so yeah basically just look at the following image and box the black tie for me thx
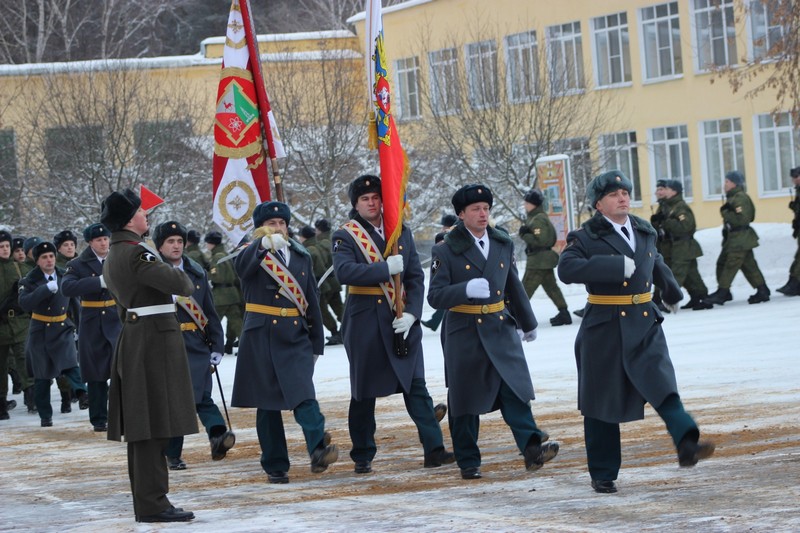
[621,227,630,239]
[478,240,484,249]
[48,275,53,281]
[278,249,287,263]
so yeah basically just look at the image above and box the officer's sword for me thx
[212,365,232,430]
[317,265,335,288]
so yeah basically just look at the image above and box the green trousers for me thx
[716,248,765,289]
[522,268,567,309]
[668,258,709,297]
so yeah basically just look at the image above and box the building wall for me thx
[350,0,798,228]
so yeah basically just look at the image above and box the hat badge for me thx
[170,223,176,228]
[365,180,370,186]
[273,206,278,211]
[478,188,483,193]
[615,176,621,181]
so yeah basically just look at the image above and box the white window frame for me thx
[698,118,745,199]
[648,124,693,199]
[427,47,461,116]
[598,131,642,204]
[690,0,738,72]
[747,0,788,61]
[394,56,421,121]
[638,1,683,83]
[546,21,585,96]
[753,112,800,196]
[591,12,632,88]
[504,30,539,104]
[464,40,499,109]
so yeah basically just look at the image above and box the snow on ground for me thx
[1,223,798,532]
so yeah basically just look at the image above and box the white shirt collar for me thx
[470,231,489,258]
[603,215,635,252]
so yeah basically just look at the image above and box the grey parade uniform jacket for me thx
[18,266,80,379]
[332,215,425,401]
[176,256,224,404]
[62,247,122,382]
[427,223,537,418]
[557,213,683,423]
[103,230,198,443]
[231,238,324,410]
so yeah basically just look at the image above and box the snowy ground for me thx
[1,223,799,532]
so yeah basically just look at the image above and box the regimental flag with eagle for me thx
[366,0,410,257]
[213,0,285,245]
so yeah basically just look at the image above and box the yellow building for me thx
[349,0,799,228]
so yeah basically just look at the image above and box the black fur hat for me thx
[452,184,493,214]
[154,220,188,250]
[83,223,111,242]
[100,189,141,232]
[253,201,291,228]
[348,175,382,206]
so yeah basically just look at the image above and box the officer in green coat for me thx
[707,171,770,305]
[0,231,35,419]
[101,188,197,523]
[777,167,800,296]
[315,219,344,345]
[205,231,243,354]
[519,189,571,326]
[652,180,713,310]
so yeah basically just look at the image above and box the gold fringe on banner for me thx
[368,114,378,150]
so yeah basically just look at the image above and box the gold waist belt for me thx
[587,293,652,305]
[81,299,116,308]
[449,301,505,314]
[347,286,384,296]
[245,302,300,317]
[180,322,198,331]
[31,313,68,323]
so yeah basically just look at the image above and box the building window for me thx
[547,21,585,94]
[592,12,632,87]
[504,30,539,103]
[428,47,461,115]
[394,56,421,120]
[692,0,738,70]
[554,137,592,187]
[45,125,104,178]
[465,40,499,108]
[755,112,800,194]
[0,129,17,188]
[599,131,642,202]
[639,2,683,81]
[700,118,745,198]
[749,0,788,60]
[649,125,692,197]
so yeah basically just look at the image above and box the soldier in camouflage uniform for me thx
[185,229,211,271]
[707,171,770,305]
[519,189,571,326]
[650,180,713,310]
[314,219,344,345]
[649,179,672,313]
[0,231,35,419]
[777,167,800,296]
[205,231,243,354]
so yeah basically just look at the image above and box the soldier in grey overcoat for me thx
[100,188,197,523]
[332,175,453,475]
[18,241,87,426]
[428,184,559,480]
[62,223,121,431]
[154,221,235,471]
[231,201,338,484]
[558,170,715,494]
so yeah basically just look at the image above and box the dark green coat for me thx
[0,257,31,345]
[790,185,800,239]
[721,186,759,251]
[520,206,559,269]
[104,230,198,443]
[304,234,341,294]
[209,246,242,307]
[185,242,211,271]
[558,214,682,423]
[660,194,703,261]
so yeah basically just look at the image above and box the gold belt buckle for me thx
[480,304,489,314]
[280,308,288,317]
[631,294,641,304]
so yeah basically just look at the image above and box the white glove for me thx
[465,278,490,299]
[665,302,679,314]
[261,233,289,251]
[623,257,636,279]
[392,312,416,339]
[46,279,58,293]
[313,354,321,365]
[210,352,223,365]
[522,329,537,342]
[99,275,107,289]
[386,254,404,275]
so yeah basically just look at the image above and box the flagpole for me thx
[239,0,285,202]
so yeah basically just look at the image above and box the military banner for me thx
[365,0,410,257]
[212,0,283,245]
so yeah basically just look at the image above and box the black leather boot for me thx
[747,284,770,304]
[60,390,72,413]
